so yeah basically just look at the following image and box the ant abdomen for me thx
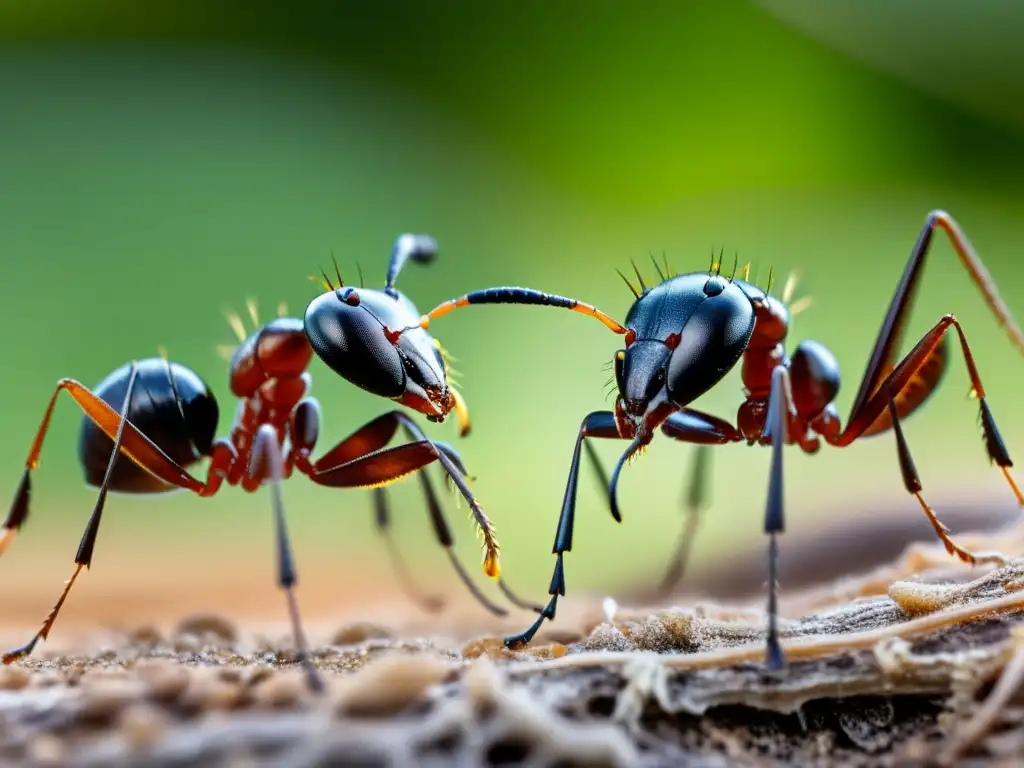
[78,359,219,493]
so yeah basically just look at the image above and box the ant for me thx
[0,234,534,690]
[402,210,1024,668]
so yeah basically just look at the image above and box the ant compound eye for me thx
[304,291,405,398]
[625,328,637,347]
[338,287,360,307]
[703,276,726,296]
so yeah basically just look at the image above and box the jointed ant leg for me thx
[1,372,217,562]
[504,411,621,649]
[835,314,1022,564]
[305,411,504,600]
[762,365,793,670]
[372,488,445,613]
[249,425,323,692]
[3,363,140,664]
[656,444,712,598]
[848,209,1024,426]
[886,397,1005,567]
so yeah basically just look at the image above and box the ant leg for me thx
[423,438,541,613]
[1,374,213,559]
[2,363,140,664]
[886,396,1006,567]
[656,445,711,599]
[654,409,742,597]
[762,366,793,670]
[249,425,323,692]
[304,412,503,592]
[504,411,621,649]
[372,488,446,613]
[834,315,1022,562]
[847,210,1024,428]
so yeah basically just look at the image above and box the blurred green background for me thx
[2,0,1024,610]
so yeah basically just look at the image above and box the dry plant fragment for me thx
[939,625,1024,765]
[333,651,450,717]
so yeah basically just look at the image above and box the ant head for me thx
[303,286,453,420]
[615,273,755,431]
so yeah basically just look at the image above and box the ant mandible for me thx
[0,234,534,690]
[403,210,1024,668]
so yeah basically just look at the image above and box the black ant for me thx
[403,210,1024,667]
[0,234,534,690]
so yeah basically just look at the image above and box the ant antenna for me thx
[649,252,666,282]
[728,251,739,283]
[766,266,776,296]
[631,259,648,292]
[356,262,365,288]
[716,247,724,277]
[616,268,640,299]
[662,250,672,279]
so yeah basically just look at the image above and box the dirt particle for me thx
[118,702,170,751]
[251,671,306,709]
[335,652,449,717]
[81,677,145,725]
[26,734,66,766]
[526,642,568,659]
[175,613,238,643]
[180,672,247,714]
[136,659,191,704]
[331,621,393,645]
[463,636,515,660]
[890,580,957,616]
[129,624,164,646]
[0,664,30,690]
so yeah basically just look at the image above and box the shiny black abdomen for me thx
[77,359,219,493]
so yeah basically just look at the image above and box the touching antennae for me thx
[416,287,627,335]
[616,268,640,299]
[385,234,438,298]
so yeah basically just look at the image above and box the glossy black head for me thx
[78,358,219,493]
[615,273,755,431]
[303,286,453,419]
